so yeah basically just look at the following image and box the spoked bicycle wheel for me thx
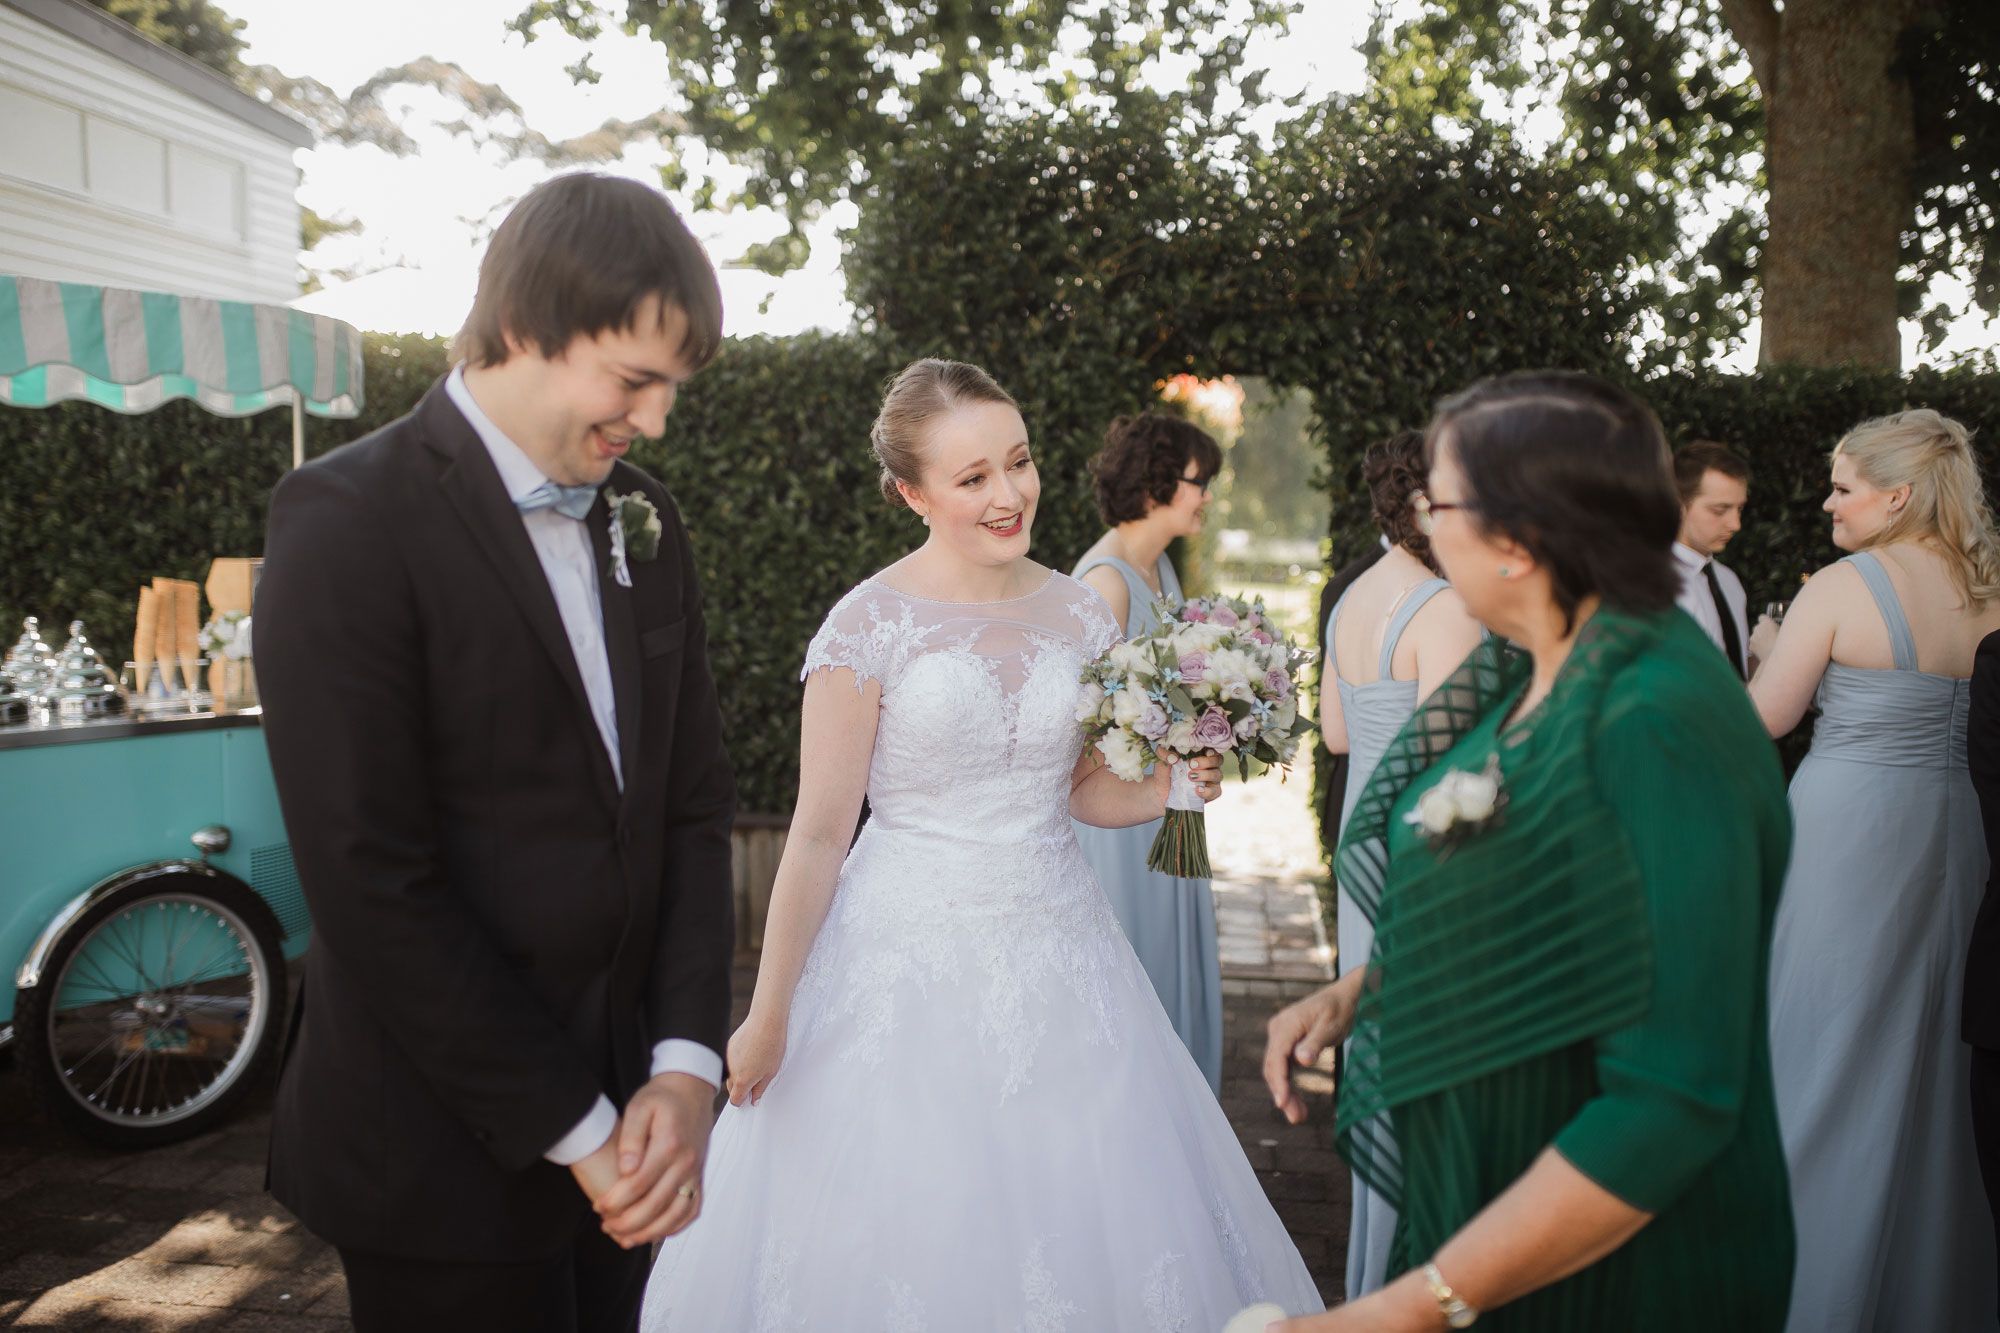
[16,873,286,1147]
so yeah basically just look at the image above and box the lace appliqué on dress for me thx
[883,1279,929,1333]
[801,586,933,691]
[787,576,1130,1103]
[1211,1193,1267,1305]
[1143,1252,1191,1333]
[752,1238,805,1333]
[1017,1240,1082,1333]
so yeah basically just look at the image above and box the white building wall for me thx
[0,4,302,304]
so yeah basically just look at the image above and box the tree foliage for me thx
[510,0,1296,271]
[82,0,247,81]
[1368,0,1998,367]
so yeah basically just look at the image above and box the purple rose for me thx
[1191,706,1236,751]
[1264,668,1291,697]
[1182,605,1208,623]
[1177,651,1207,683]
[1136,701,1170,740]
[1211,605,1239,629]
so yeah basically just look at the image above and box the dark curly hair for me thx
[1088,413,1223,526]
[1365,429,1436,570]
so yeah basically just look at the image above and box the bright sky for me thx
[238,1,1375,341]
[240,1,1991,368]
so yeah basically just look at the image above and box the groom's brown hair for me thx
[453,172,723,371]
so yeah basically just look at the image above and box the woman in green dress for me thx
[1261,371,1794,1330]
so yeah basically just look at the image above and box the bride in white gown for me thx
[640,359,1321,1330]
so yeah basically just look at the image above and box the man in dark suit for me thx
[1967,629,2000,1301]
[255,173,737,1332]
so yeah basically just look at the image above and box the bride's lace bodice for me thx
[802,571,1121,841]
[793,571,1128,1096]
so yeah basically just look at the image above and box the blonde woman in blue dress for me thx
[1072,412,1227,1094]
[1748,408,2000,1332]
[1316,428,1483,1300]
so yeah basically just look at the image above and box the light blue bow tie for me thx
[515,480,600,520]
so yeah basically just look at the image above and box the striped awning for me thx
[0,274,364,418]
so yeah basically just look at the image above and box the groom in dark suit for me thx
[255,173,736,1332]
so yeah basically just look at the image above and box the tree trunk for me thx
[1758,0,1924,369]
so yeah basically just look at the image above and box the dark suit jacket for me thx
[255,380,737,1261]
[1967,630,2000,1050]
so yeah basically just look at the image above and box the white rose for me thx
[1109,641,1157,680]
[1186,622,1231,650]
[1112,686,1145,727]
[1075,682,1105,722]
[1164,717,1197,754]
[1097,729,1147,782]
[1414,787,1459,836]
[1449,768,1501,823]
[1220,676,1256,703]
[1270,697,1298,733]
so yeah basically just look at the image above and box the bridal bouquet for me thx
[1077,593,1313,877]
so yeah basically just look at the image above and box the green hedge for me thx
[0,333,445,687]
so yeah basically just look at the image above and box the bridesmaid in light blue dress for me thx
[1319,429,1483,1300]
[1073,412,1225,1093]
[1749,410,2000,1333]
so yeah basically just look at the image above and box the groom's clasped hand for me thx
[573,1072,718,1249]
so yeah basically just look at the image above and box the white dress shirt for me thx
[445,368,723,1165]
[1672,541,1751,673]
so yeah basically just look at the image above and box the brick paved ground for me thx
[0,767,1347,1326]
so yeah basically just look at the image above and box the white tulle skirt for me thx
[640,825,1322,1331]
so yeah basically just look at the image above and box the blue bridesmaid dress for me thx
[1072,551,1224,1096]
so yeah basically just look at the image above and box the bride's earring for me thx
[1498,567,1511,578]
[919,511,931,527]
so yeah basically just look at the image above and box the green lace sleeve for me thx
[1552,690,1768,1212]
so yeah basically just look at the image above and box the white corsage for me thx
[603,489,662,588]
[1404,754,1506,856]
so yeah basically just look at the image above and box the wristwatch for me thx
[1421,1262,1480,1329]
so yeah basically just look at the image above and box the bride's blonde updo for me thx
[871,359,1019,506]
[1833,408,2000,607]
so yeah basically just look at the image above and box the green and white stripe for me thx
[0,274,363,418]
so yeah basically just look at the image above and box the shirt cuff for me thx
[542,1094,617,1166]
[651,1038,724,1089]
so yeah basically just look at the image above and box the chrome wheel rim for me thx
[44,893,270,1127]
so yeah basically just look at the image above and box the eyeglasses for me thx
[1178,474,1213,494]
[1411,490,1472,537]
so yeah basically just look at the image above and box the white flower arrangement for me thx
[604,489,664,587]
[1404,754,1507,855]
[1077,592,1315,875]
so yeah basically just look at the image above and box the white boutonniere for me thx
[603,489,663,588]
[1403,754,1506,856]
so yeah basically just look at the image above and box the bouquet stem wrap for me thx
[1148,761,1211,878]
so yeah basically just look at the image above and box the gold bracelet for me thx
[1421,1261,1479,1329]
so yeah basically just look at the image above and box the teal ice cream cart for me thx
[0,273,364,1145]
[1,711,307,1146]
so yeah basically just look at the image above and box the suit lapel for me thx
[589,496,642,808]
[420,384,622,810]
